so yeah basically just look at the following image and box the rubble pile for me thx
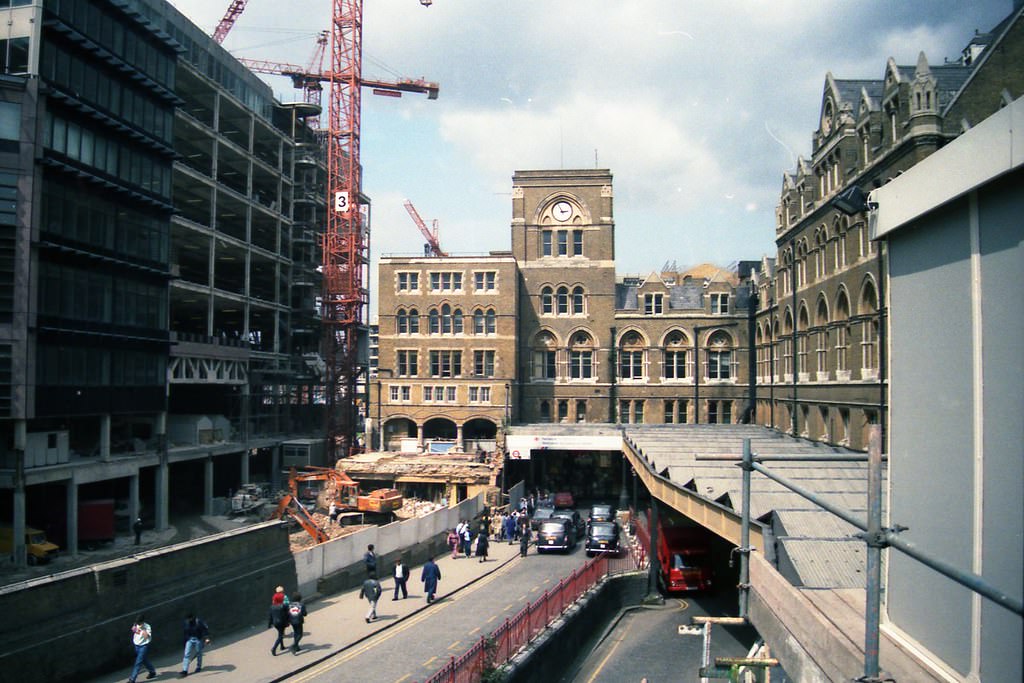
[394,497,445,520]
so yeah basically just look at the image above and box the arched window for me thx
[473,308,485,334]
[408,308,419,334]
[815,296,830,376]
[782,310,794,376]
[664,330,690,380]
[706,331,733,380]
[619,331,645,380]
[797,305,810,375]
[541,286,553,315]
[428,308,440,335]
[485,309,496,334]
[860,281,879,375]
[397,308,408,334]
[572,286,585,315]
[539,399,551,422]
[452,307,463,334]
[569,331,594,380]
[834,290,850,376]
[441,304,452,334]
[533,331,557,380]
[556,286,570,315]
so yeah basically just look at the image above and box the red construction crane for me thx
[212,0,248,44]
[403,200,447,257]
[212,1,437,461]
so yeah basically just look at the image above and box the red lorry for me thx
[636,512,715,593]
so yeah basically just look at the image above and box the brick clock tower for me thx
[511,170,617,424]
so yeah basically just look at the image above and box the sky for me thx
[171,0,1013,303]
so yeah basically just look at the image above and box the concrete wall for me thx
[0,522,294,683]
[0,494,486,683]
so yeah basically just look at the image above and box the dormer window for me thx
[644,293,663,315]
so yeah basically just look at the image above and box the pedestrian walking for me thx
[504,513,516,544]
[287,593,307,654]
[461,524,472,558]
[447,528,460,558]
[421,557,441,603]
[476,531,489,562]
[519,526,531,557]
[128,614,157,682]
[363,544,377,576]
[133,517,144,545]
[392,557,409,600]
[268,591,289,656]
[272,584,290,606]
[179,613,210,677]
[360,572,382,622]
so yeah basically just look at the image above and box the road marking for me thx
[393,676,411,683]
[468,627,480,635]
[448,640,461,650]
[486,615,497,623]
[504,603,514,611]
[585,621,633,683]
[422,656,437,667]
[290,558,522,680]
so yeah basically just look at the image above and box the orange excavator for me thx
[269,494,329,545]
[287,466,403,515]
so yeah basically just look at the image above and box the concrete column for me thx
[204,456,214,516]
[66,478,79,557]
[155,412,169,531]
[129,473,140,529]
[456,424,464,451]
[417,423,424,448]
[12,420,26,566]
[240,448,251,486]
[100,414,111,461]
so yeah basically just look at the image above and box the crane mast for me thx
[211,0,436,460]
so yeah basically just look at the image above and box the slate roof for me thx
[622,423,878,589]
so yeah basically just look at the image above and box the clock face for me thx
[552,201,573,222]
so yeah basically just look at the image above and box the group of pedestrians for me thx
[447,519,493,561]
[267,585,307,656]
[126,612,211,682]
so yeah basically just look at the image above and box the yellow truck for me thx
[0,525,60,565]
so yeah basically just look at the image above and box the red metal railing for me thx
[421,543,642,683]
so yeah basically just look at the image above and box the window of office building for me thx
[429,350,461,378]
[397,271,419,291]
[710,292,729,315]
[396,350,417,377]
[664,399,688,424]
[429,271,462,292]
[707,400,732,424]
[473,350,495,378]
[644,293,663,316]
[663,330,690,380]
[468,386,492,404]
[474,271,496,291]
[569,331,594,380]
[706,331,733,380]
[532,332,557,380]
[618,331,645,380]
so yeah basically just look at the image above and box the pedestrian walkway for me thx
[89,538,524,683]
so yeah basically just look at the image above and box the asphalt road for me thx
[561,591,761,683]
[290,536,589,682]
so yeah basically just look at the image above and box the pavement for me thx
[89,537,525,683]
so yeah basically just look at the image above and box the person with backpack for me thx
[360,571,382,623]
[287,593,307,654]
[267,591,289,656]
[179,613,210,677]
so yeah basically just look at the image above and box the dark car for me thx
[530,506,556,531]
[553,491,575,509]
[588,503,616,524]
[550,509,586,538]
[585,521,621,557]
[536,518,576,553]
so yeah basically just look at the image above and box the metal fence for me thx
[420,544,641,683]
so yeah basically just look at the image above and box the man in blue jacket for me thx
[421,557,442,603]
